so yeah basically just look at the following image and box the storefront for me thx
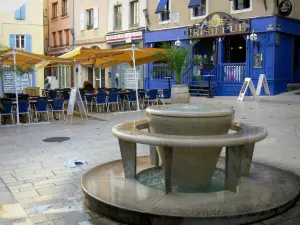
[145,12,300,96]
[105,30,145,89]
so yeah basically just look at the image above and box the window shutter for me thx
[20,4,26,20]
[93,7,99,29]
[10,34,16,48]
[25,34,32,52]
[80,10,85,30]
[15,7,21,20]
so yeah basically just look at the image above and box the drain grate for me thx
[42,137,71,143]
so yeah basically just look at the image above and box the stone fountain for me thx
[82,104,300,225]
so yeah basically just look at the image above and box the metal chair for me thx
[17,100,31,123]
[107,93,120,113]
[49,98,65,121]
[0,101,14,125]
[125,91,137,110]
[160,89,171,105]
[34,99,50,122]
[146,89,159,106]
[94,92,108,113]
[85,94,94,113]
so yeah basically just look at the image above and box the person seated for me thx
[82,81,94,92]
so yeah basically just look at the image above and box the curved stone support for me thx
[119,140,136,179]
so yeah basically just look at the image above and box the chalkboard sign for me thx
[67,88,87,121]
[238,78,257,101]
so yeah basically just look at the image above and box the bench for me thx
[112,120,268,194]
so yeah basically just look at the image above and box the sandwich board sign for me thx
[67,88,88,122]
[238,78,257,101]
[256,74,270,96]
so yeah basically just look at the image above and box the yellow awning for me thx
[0,48,73,70]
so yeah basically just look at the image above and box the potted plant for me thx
[86,23,93,30]
[157,41,199,103]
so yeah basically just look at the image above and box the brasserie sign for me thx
[187,12,250,38]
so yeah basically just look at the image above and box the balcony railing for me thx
[222,63,246,82]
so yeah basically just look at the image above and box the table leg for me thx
[207,76,214,98]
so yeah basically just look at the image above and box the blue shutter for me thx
[15,7,21,19]
[20,4,26,20]
[10,34,16,48]
[25,34,32,52]
[155,0,169,14]
[188,0,201,8]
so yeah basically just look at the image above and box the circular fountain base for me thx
[82,156,300,225]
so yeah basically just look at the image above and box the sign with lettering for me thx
[238,78,257,101]
[187,12,250,38]
[256,74,270,96]
[106,31,143,43]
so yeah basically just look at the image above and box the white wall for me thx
[108,0,146,33]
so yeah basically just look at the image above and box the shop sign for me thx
[278,0,292,17]
[187,12,250,38]
[106,31,143,43]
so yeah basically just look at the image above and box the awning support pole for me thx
[131,44,140,111]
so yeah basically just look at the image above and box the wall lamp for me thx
[249,29,260,52]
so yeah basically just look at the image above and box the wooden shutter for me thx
[94,7,99,29]
[9,34,16,48]
[80,10,85,31]
[25,34,32,52]
[20,4,26,20]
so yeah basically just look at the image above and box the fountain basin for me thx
[146,104,235,189]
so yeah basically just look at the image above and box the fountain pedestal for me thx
[146,105,234,189]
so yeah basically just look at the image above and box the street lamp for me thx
[175,37,181,47]
[249,29,260,52]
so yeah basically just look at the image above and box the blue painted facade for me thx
[144,15,300,96]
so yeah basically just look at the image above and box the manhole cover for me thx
[42,137,70,143]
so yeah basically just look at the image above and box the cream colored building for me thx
[0,0,45,95]
[74,0,109,88]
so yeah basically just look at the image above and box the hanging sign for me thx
[238,78,257,101]
[278,0,292,17]
[256,74,270,96]
[186,12,250,38]
[67,88,88,122]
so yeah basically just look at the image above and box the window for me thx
[15,35,25,49]
[130,1,139,26]
[160,0,170,22]
[65,29,70,46]
[224,36,246,63]
[52,32,57,47]
[86,9,94,29]
[192,0,206,17]
[58,31,63,47]
[62,0,68,16]
[114,5,122,29]
[52,2,58,19]
[233,0,250,10]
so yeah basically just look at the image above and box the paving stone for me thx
[282,204,300,219]
[280,217,300,224]
[0,189,17,204]
[35,221,55,225]
[28,213,48,224]
[13,190,40,200]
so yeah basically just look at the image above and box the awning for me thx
[0,48,73,70]
[188,0,201,8]
[155,0,169,14]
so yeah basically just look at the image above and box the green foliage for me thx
[156,41,199,84]
[86,23,93,30]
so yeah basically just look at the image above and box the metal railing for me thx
[222,63,246,82]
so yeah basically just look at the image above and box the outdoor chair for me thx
[125,91,137,111]
[146,89,159,106]
[0,101,14,125]
[49,98,65,121]
[84,93,94,113]
[34,99,50,122]
[160,89,171,105]
[94,92,108,113]
[17,100,31,123]
[107,93,120,113]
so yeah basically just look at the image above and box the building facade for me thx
[74,0,109,89]
[46,0,73,88]
[0,0,45,96]
[106,0,147,89]
[145,0,300,96]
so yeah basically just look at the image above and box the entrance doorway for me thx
[193,38,217,71]
[293,36,300,83]
[224,36,246,63]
